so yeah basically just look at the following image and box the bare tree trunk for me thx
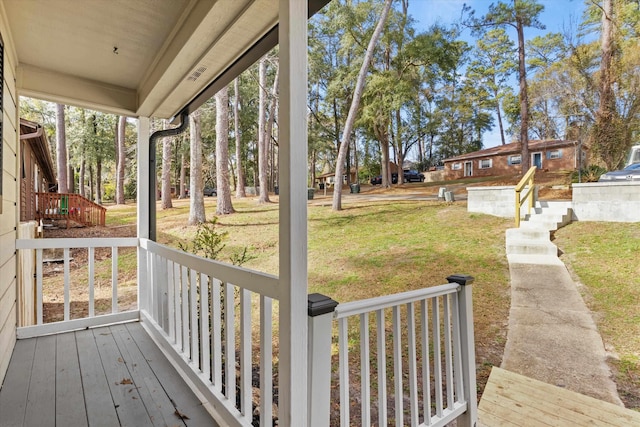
[79,156,86,198]
[517,18,530,172]
[161,120,173,209]
[67,164,74,193]
[265,63,279,191]
[234,77,246,198]
[88,165,94,201]
[56,104,68,193]
[215,87,235,215]
[116,116,126,204]
[188,111,206,225]
[95,158,102,204]
[180,151,187,199]
[258,58,271,203]
[332,0,393,210]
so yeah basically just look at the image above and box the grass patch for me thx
[554,222,640,409]
[114,197,512,393]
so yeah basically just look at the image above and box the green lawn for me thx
[554,222,640,408]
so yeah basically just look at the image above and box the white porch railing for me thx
[139,238,281,427]
[309,275,477,427]
[15,237,139,338]
[15,237,478,427]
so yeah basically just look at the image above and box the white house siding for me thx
[0,10,18,385]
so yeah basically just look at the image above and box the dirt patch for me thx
[42,223,137,323]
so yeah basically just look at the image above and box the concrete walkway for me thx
[502,203,622,405]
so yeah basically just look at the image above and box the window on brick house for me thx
[479,159,492,169]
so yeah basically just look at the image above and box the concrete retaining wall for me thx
[467,182,640,222]
[467,186,517,218]
[572,182,640,222]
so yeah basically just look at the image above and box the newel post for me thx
[447,274,478,427]
[307,293,338,427]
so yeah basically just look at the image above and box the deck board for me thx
[0,322,217,427]
[76,328,122,427]
[24,335,56,427]
[55,332,88,426]
[127,322,215,426]
[479,367,640,427]
[110,324,187,427]
[0,339,36,427]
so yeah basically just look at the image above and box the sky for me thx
[407,0,590,148]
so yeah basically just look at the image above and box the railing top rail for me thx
[36,192,107,213]
[334,282,460,319]
[141,238,281,299]
[16,237,138,249]
[515,166,537,192]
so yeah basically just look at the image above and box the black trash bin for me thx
[319,183,325,190]
[350,183,360,194]
[274,186,279,195]
[307,188,315,200]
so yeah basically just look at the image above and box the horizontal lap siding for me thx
[0,15,18,387]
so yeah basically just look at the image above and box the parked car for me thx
[598,163,640,182]
[370,175,382,185]
[403,169,425,182]
[203,187,217,196]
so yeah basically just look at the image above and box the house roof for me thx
[1,0,329,120]
[19,118,55,184]
[444,139,581,163]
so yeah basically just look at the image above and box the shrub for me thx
[570,165,608,183]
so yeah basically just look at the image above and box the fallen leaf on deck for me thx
[174,409,190,420]
[118,378,133,385]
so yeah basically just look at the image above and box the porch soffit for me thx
[2,0,289,119]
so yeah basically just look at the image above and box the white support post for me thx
[278,0,309,426]
[307,294,338,427]
[137,117,150,313]
[447,275,477,427]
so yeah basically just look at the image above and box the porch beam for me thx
[17,64,137,116]
[278,0,309,425]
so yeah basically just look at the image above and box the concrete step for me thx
[506,239,558,256]
[506,227,550,241]
[536,200,572,210]
[519,219,560,231]
[507,253,564,266]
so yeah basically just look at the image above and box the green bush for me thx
[570,165,608,183]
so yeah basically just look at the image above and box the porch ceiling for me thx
[2,0,328,119]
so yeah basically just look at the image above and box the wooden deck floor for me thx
[0,322,218,427]
[479,367,640,426]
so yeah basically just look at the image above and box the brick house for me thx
[443,139,587,180]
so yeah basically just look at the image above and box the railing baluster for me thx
[420,299,431,425]
[451,292,464,403]
[111,246,118,313]
[64,248,70,321]
[190,269,198,367]
[376,308,387,426]
[173,263,181,346]
[240,288,251,421]
[338,317,349,427]
[181,265,189,357]
[260,295,273,426]
[443,295,454,409]
[360,312,370,426]
[201,273,210,381]
[212,279,222,389]
[224,282,236,404]
[432,297,443,418]
[159,256,169,332]
[392,305,403,427]
[88,247,95,317]
[167,261,175,343]
[407,302,418,427]
[36,249,43,325]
